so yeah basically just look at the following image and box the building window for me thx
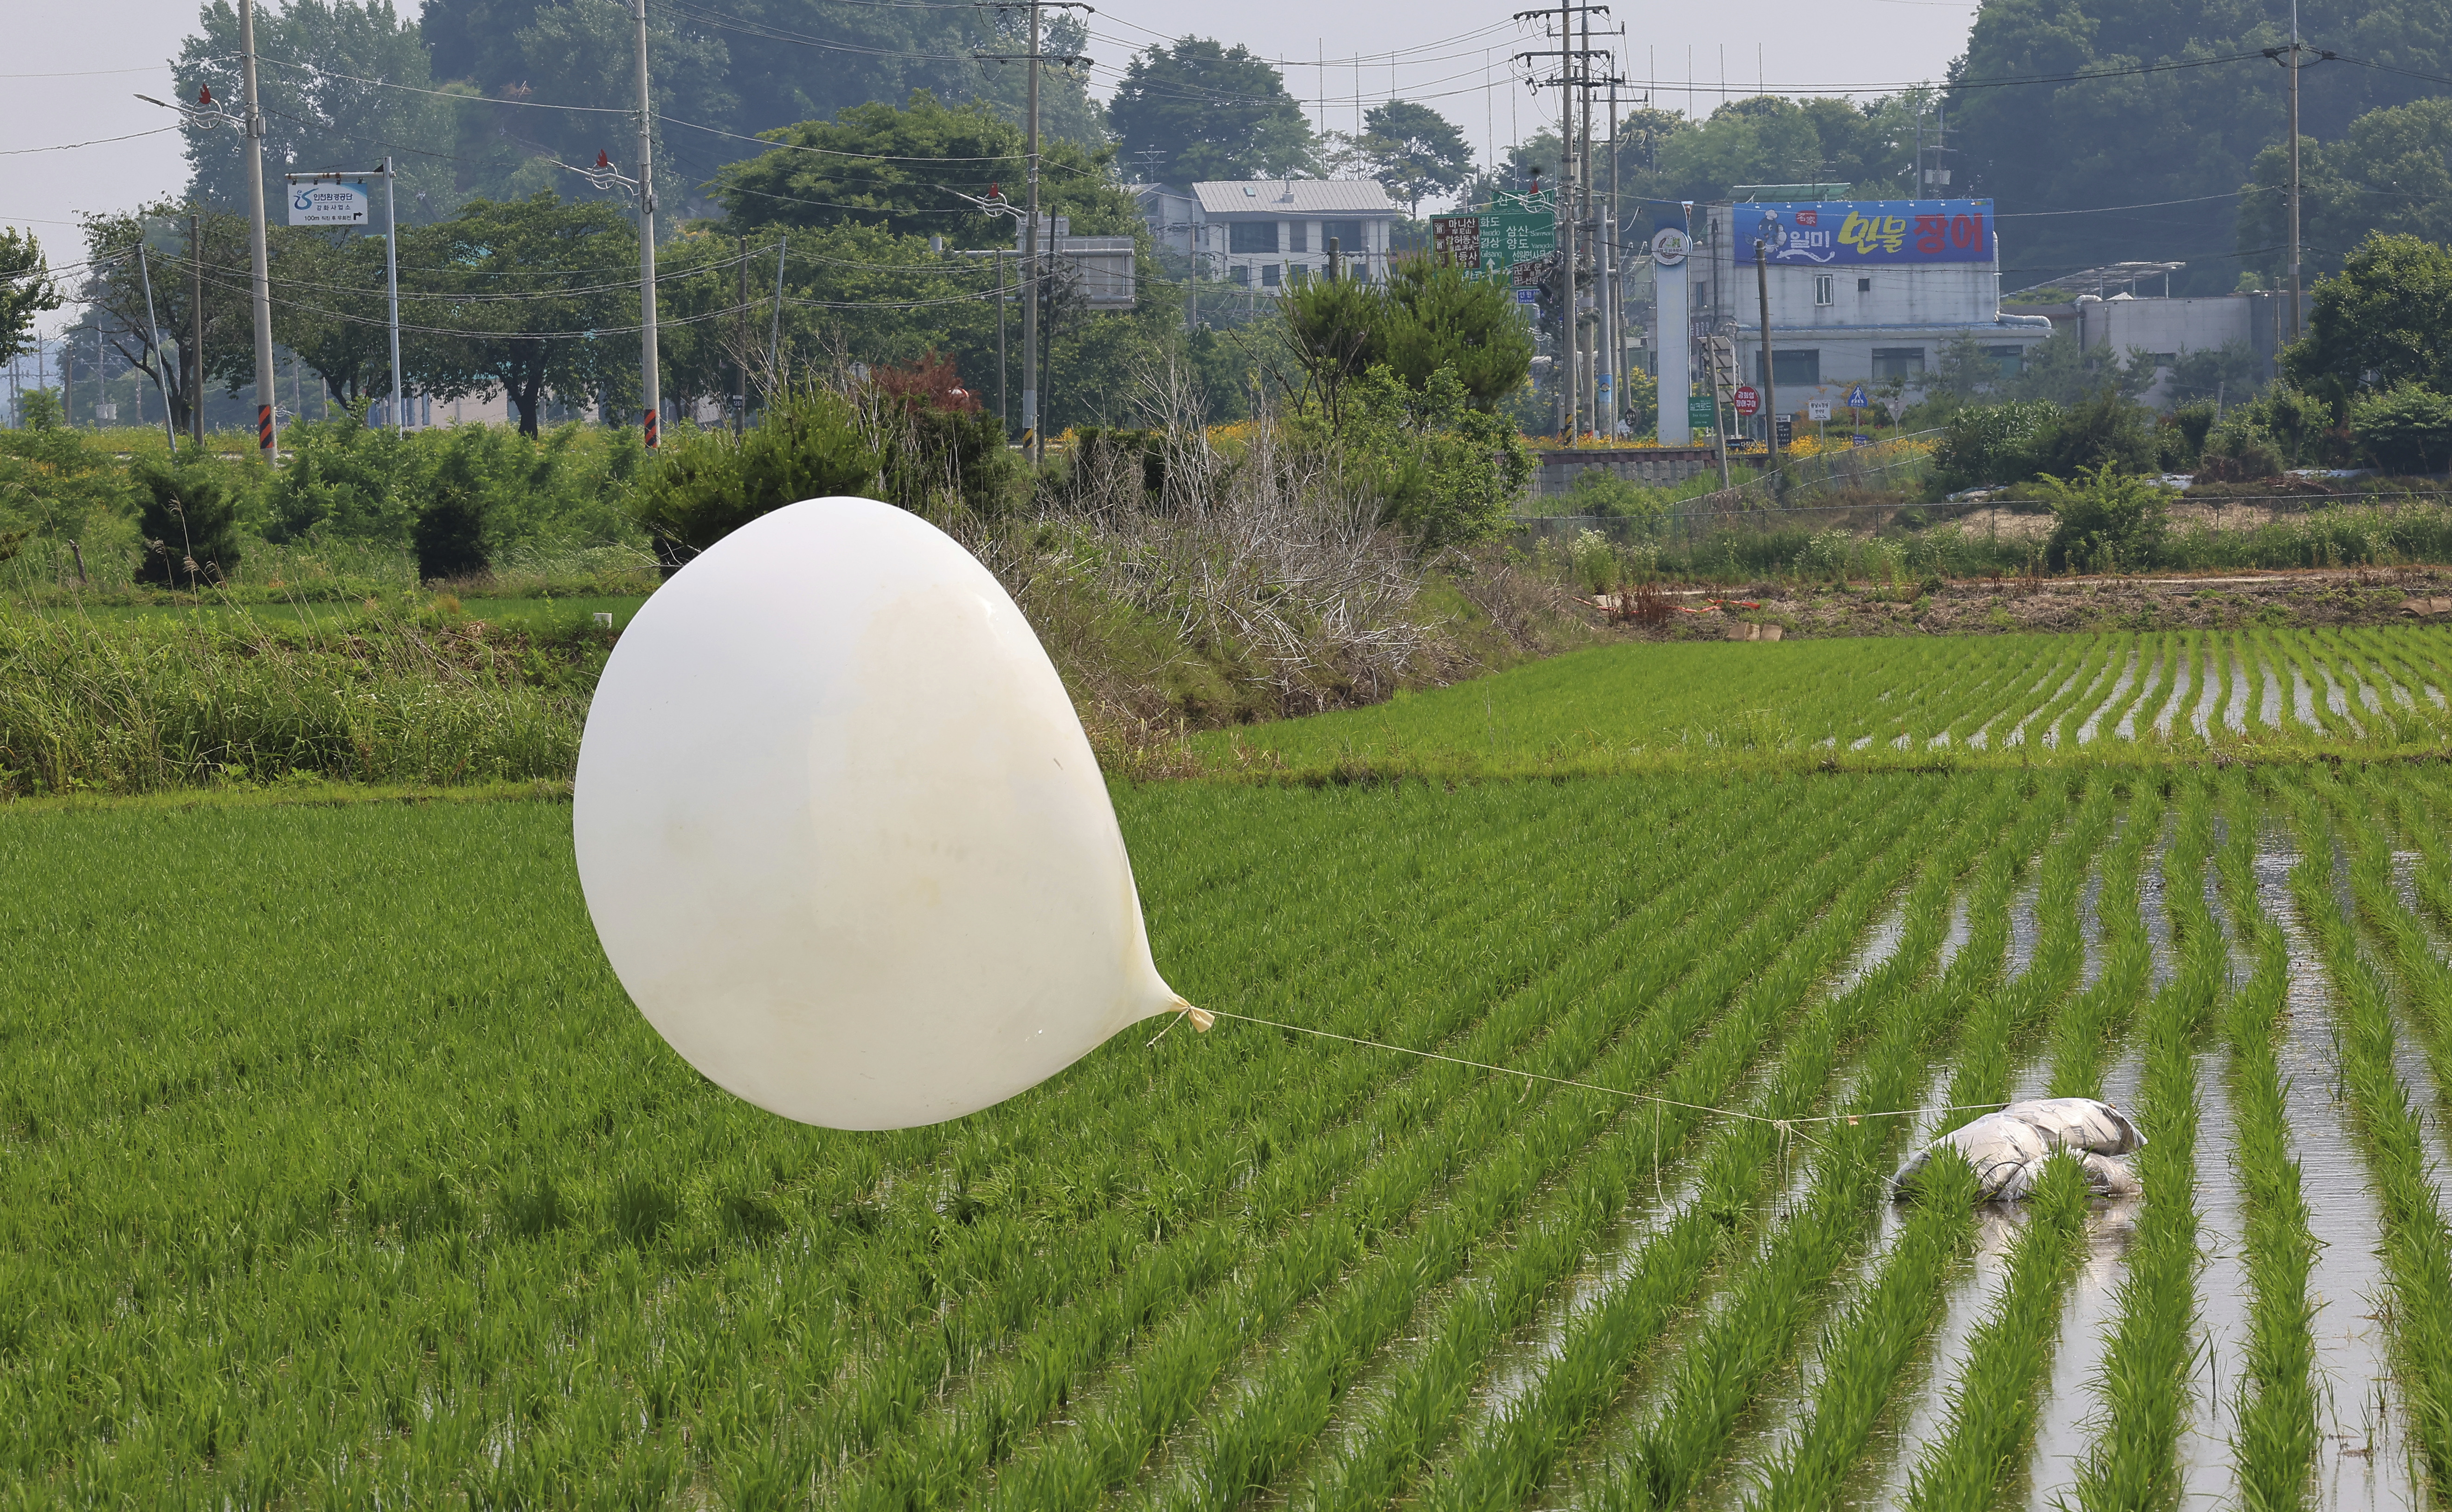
[1228,222,1278,254]
[2148,352,2178,370]
[1261,263,1281,288]
[1814,274,1834,306]
[1322,219,1365,256]
[1756,349,1821,386]
[1286,221,1309,252]
[1856,276,1872,292]
[1984,345,2023,377]
[1288,263,1310,287]
[1231,264,1251,288]
[1872,346,1925,380]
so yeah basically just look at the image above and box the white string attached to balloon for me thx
[1166,1005,2013,1130]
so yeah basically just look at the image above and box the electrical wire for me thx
[0,125,182,155]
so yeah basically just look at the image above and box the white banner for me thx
[286,179,369,226]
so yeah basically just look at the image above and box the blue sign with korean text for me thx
[1732,200,1993,265]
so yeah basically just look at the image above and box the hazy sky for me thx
[6,0,1978,320]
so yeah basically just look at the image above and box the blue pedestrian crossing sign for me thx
[1845,384,1869,409]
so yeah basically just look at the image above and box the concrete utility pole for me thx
[190,211,205,447]
[635,0,661,446]
[237,0,278,461]
[1024,0,1040,456]
[1515,6,1609,439]
[979,1,1085,458]
[1754,237,1779,476]
[734,234,749,433]
[132,237,177,449]
[384,160,403,436]
[2287,22,2302,341]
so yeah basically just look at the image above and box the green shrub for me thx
[2197,419,2286,482]
[2038,462,2171,573]
[2025,388,2159,479]
[629,384,880,564]
[1562,467,1672,530]
[2349,383,2452,475]
[1931,400,2060,490]
[1335,364,1531,550]
[2160,400,2216,469]
[130,450,244,586]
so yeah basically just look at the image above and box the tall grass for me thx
[0,606,586,794]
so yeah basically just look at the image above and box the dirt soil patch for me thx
[1593,565,2452,641]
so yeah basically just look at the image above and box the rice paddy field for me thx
[8,630,2452,1509]
[1203,626,2452,777]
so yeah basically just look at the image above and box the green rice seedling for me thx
[1277,791,2031,1512]
[1399,788,2024,1512]
[2,779,1836,1505]
[1580,830,2028,1512]
[2208,780,2322,1512]
[814,784,1892,1510]
[977,785,1954,1512]
[2067,784,2220,1512]
[2281,783,2452,1493]
[1741,801,2064,1512]
[1897,1153,2095,1512]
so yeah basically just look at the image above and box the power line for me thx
[1,125,181,156]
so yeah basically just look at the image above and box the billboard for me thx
[287,179,370,226]
[1428,208,1556,281]
[1730,200,1992,265]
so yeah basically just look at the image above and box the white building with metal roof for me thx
[1139,180,1398,294]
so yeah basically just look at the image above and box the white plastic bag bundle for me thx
[1890,1097,2144,1201]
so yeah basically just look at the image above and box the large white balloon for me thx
[573,497,1194,1131]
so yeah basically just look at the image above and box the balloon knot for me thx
[1182,1006,1215,1032]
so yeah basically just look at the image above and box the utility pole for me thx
[978,6,1087,460]
[1024,0,1041,458]
[634,0,661,447]
[1754,237,1779,476]
[768,234,787,398]
[735,234,748,433]
[2287,20,2302,341]
[237,0,278,462]
[190,211,204,447]
[133,237,177,449]
[1560,0,1575,438]
[1515,6,1609,440]
[384,160,402,436]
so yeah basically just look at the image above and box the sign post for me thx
[1731,385,1760,417]
[1653,225,1692,445]
[287,162,402,435]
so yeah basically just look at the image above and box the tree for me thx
[75,205,253,436]
[178,1,460,218]
[2003,329,2154,405]
[2240,97,2452,283]
[417,0,1106,199]
[1948,0,2452,291]
[2285,232,2452,403]
[1337,365,1531,550]
[1374,260,1533,410]
[265,227,403,405]
[1106,38,1316,185]
[2038,462,2169,573]
[0,229,60,365]
[2349,384,2452,474]
[709,92,1127,248]
[131,451,244,586]
[1361,102,1474,216]
[404,192,636,436]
